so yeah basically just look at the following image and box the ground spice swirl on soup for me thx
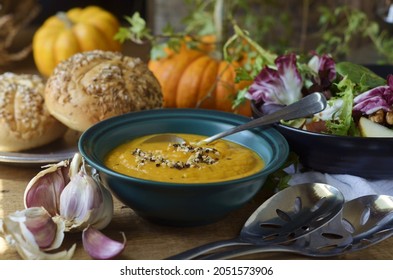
[132,143,220,169]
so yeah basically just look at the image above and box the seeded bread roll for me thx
[0,72,68,152]
[44,50,163,132]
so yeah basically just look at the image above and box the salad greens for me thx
[246,53,392,137]
[325,77,355,136]
[336,62,386,90]
[245,56,392,190]
[353,75,393,115]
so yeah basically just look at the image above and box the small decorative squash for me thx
[148,47,252,116]
[33,6,121,77]
[116,8,257,116]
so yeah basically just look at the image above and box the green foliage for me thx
[316,6,393,63]
[115,11,199,60]
[114,12,153,44]
[116,1,393,65]
[182,0,216,35]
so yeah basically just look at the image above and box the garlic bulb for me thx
[0,207,75,260]
[24,153,114,232]
[2,153,122,260]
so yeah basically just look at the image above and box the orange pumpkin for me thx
[148,47,252,116]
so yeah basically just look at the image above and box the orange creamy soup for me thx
[104,133,265,183]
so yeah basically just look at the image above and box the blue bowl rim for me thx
[78,108,290,188]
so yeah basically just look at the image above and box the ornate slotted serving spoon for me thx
[166,183,344,260]
[200,194,393,260]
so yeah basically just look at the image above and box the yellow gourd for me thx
[32,6,121,77]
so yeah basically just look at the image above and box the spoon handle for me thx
[199,244,308,260]
[201,92,327,144]
[165,238,250,260]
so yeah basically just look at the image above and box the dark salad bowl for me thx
[251,101,393,180]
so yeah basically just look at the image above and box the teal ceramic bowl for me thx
[78,109,289,226]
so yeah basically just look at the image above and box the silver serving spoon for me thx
[166,183,344,260]
[144,92,327,145]
[200,194,393,260]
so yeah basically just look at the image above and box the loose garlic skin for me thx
[0,207,75,260]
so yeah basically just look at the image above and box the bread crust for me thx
[0,72,67,152]
[44,50,163,131]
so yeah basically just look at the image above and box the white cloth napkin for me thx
[288,171,393,201]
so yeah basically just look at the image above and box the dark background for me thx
[32,0,147,25]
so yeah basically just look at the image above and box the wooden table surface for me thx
[1,162,393,260]
[1,45,393,260]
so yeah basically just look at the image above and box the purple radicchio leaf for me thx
[308,53,336,85]
[353,74,393,115]
[246,53,303,106]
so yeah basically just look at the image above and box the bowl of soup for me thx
[78,108,289,226]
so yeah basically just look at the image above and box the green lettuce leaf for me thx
[325,76,356,136]
[336,61,386,91]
